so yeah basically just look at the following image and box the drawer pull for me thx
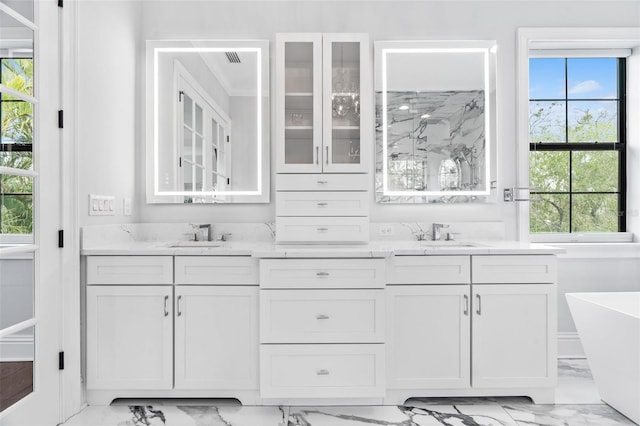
[317,227,329,232]
[316,314,330,320]
[317,202,328,207]
[315,146,319,165]
[164,295,169,317]
[464,294,469,316]
[316,369,330,376]
[316,272,330,277]
[317,180,328,185]
[326,146,329,164]
[177,295,182,317]
[476,294,482,315]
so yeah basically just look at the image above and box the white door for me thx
[472,284,556,388]
[0,0,62,424]
[387,285,471,389]
[174,286,258,390]
[86,286,173,390]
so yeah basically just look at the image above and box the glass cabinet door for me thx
[279,35,322,172]
[323,35,368,173]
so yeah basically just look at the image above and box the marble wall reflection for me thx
[375,90,487,203]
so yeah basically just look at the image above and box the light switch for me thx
[89,195,116,216]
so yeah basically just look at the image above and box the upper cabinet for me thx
[276,33,370,174]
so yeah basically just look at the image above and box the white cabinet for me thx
[472,284,556,388]
[86,285,173,390]
[276,33,370,173]
[387,285,470,389]
[174,286,258,390]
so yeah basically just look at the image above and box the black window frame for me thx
[529,57,626,234]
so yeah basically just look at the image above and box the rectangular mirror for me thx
[146,40,269,203]
[375,41,497,203]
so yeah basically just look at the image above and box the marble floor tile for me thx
[502,403,637,426]
[556,358,602,405]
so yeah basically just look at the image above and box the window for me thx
[528,57,625,234]
[1,57,33,235]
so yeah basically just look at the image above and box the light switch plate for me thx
[89,195,115,216]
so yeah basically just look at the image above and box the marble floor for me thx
[62,359,637,426]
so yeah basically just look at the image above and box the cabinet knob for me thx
[316,369,330,376]
[316,314,330,320]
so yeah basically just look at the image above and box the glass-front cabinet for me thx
[276,33,369,173]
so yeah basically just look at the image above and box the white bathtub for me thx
[567,292,640,425]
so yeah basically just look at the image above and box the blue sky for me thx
[529,57,618,100]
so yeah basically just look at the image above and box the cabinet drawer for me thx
[174,256,258,285]
[260,258,385,289]
[260,289,384,343]
[277,173,368,191]
[260,344,385,398]
[86,256,173,285]
[276,191,368,217]
[472,255,557,284]
[387,256,470,284]
[276,217,369,243]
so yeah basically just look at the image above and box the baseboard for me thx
[558,332,585,358]
[0,334,34,362]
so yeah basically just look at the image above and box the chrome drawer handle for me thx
[326,146,329,164]
[316,369,330,376]
[316,272,330,277]
[317,227,329,232]
[316,314,330,320]
[464,294,469,316]
[315,146,319,165]
[164,295,169,317]
[476,294,481,315]
[317,202,328,207]
[177,295,182,317]
[317,180,328,185]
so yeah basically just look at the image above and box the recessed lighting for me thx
[421,113,431,118]
[398,105,409,111]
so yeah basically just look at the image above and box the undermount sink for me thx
[419,241,484,247]
[168,241,225,248]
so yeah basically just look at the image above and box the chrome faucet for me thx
[199,224,212,241]
[431,223,449,241]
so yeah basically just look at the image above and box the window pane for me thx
[572,151,618,192]
[529,101,566,143]
[572,194,618,232]
[567,101,617,142]
[1,95,33,150]
[0,326,34,412]
[530,194,570,233]
[0,253,33,329]
[0,151,32,171]
[0,0,34,23]
[1,174,33,235]
[1,58,33,97]
[529,58,565,99]
[530,151,569,192]
[567,58,617,100]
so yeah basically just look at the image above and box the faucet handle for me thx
[217,233,232,242]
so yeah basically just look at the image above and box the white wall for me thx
[77,0,141,224]
[75,0,640,336]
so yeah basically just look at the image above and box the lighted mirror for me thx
[375,41,497,203]
[146,40,269,203]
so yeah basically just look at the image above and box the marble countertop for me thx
[81,240,564,257]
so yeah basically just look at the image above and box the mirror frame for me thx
[374,40,497,203]
[145,39,270,203]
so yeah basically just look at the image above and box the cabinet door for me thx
[387,285,470,389]
[322,33,369,173]
[174,286,259,390]
[472,284,556,388]
[276,33,323,173]
[86,286,173,390]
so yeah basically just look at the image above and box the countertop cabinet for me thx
[472,284,556,388]
[86,285,173,390]
[387,284,470,389]
[174,286,258,390]
[276,33,369,174]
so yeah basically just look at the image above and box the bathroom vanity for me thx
[81,228,560,406]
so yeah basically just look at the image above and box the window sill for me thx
[529,232,633,244]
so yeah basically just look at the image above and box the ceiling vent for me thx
[225,52,241,64]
